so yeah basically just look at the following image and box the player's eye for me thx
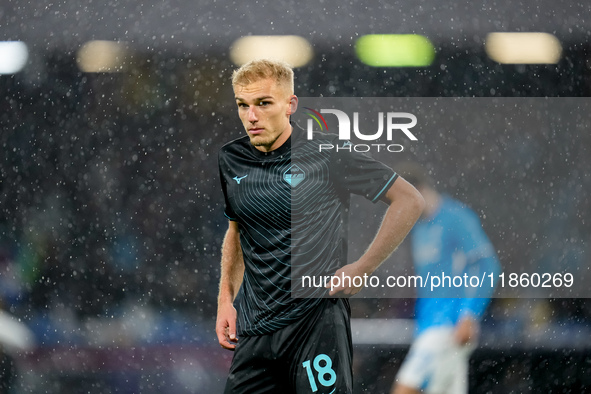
[258,101,270,106]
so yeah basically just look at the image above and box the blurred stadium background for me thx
[1,1,591,392]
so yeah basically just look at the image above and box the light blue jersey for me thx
[411,195,501,335]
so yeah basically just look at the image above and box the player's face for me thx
[234,78,297,152]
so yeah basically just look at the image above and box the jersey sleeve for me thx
[218,150,238,221]
[330,142,398,203]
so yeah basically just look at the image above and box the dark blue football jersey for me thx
[218,127,397,336]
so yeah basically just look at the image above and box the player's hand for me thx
[326,262,368,297]
[454,316,478,345]
[216,302,238,350]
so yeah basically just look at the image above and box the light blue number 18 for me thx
[302,353,337,392]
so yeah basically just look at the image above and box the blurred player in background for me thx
[215,59,424,393]
[390,162,501,394]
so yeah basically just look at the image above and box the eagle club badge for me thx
[283,164,305,188]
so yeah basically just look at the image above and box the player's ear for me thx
[287,95,298,115]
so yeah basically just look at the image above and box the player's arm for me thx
[455,212,502,345]
[215,220,244,350]
[455,254,500,345]
[455,255,501,345]
[329,177,424,296]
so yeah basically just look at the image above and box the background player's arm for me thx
[455,210,501,345]
[329,177,425,296]
[215,220,244,350]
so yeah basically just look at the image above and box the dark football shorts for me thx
[223,298,353,394]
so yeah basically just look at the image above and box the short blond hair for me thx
[232,59,294,94]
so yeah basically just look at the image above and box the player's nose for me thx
[247,106,258,122]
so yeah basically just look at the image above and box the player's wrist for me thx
[217,293,236,309]
[353,257,380,277]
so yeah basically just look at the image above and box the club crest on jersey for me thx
[283,165,305,188]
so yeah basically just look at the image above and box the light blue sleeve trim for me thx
[224,212,237,221]
[371,173,398,203]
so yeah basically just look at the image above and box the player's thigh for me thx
[224,334,289,394]
[397,327,472,394]
[439,342,473,394]
[396,327,453,391]
[289,299,353,394]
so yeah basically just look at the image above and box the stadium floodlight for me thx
[355,34,436,67]
[0,41,29,74]
[485,32,562,64]
[77,40,130,72]
[229,35,313,67]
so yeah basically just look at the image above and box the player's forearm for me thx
[358,178,424,274]
[358,199,423,273]
[218,222,245,306]
[460,255,501,316]
[218,268,243,306]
